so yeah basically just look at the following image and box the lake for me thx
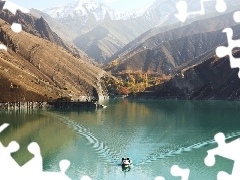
[0,99,239,179]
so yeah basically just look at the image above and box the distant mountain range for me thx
[32,0,176,63]
[43,0,147,21]
[33,0,178,63]
[37,0,240,63]
[105,11,237,75]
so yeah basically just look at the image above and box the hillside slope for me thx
[105,11,238,75]
[42,0,240,63]
[0,18,108,102]
[0,2,92,62]
[144,51,240,100]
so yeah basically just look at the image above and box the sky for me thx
[9,0,156,11]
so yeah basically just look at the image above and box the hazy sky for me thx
[9,0,156,11]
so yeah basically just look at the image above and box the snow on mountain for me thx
[43,0,148,21]
[43,0,240,24]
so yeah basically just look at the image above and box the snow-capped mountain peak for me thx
[43,0,149,21]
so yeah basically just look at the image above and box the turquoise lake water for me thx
[0,99,240,179]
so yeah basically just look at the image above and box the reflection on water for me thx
[0,109,77,166]
[0,99,239,179]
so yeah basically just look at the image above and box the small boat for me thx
[122,157,132,167]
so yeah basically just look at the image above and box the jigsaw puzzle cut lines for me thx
[215,0,227,12]
[171,165,190,180]
[81,176,93,180]
[215,28,240,78]
[154,165,190,180]
[234,11,240,23]
[155,176,166,180]
[205,132,240,180]
[1,0,239,179]
[11,23,22,33]
[0,44,7,51]
[0,141,20,175]
[0,123,9,132]
[21,142,43,174]
[0,123,92,180]
[3,1,29,33]
[0,1,30,51]
[175,0,227,22]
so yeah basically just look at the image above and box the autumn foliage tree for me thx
[118,87,129,95]
[102,72,169,96]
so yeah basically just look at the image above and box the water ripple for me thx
[137,131,240,165]
[42,112,121,165]
[42,112,240,167]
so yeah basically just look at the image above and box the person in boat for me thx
[122,157,131,165]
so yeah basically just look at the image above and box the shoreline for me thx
[0,101,49,110]
[0,101,106,110]
[112,94,240,101]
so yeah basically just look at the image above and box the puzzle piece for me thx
[154,165,190,180]
[233,11,240,23]
[0,123,9,133]
[171,165,190,180]
[11,23,22,33]
[81,176,92,180]
[204,132,240,180]
[0,1,92,178]
[0,123,20,175]
[21,142,43,174]
[0,141,21,177]
[0,123,93,179]
[215,28,240,78]
[31,160,71,180]
[175,0,227,22]
[0,140,72,179]
[155,176,165,180]
[0,44,7,51]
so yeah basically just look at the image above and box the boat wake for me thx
[136,131,240,165]
[42,112,121,165]
[41,112,240,167]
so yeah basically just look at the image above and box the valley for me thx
[1,0,240,102]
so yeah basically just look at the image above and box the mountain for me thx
[30,8,78,42]
[72,20,152,63]
[105,10,238,75]
[132,22,240,100]
[0,17,108,102]
[43,0,135,21]
[41,0,178,63]
[0,3,96,65]
[142,50,240,100]
[42,0,240,63]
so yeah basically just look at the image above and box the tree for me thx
[119,87,128,95]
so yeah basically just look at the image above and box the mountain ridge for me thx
[43,0,151,21]
[0,2,94,64]
[105,10,238,75]
[142,51,240,100]
[41,0,240,63]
